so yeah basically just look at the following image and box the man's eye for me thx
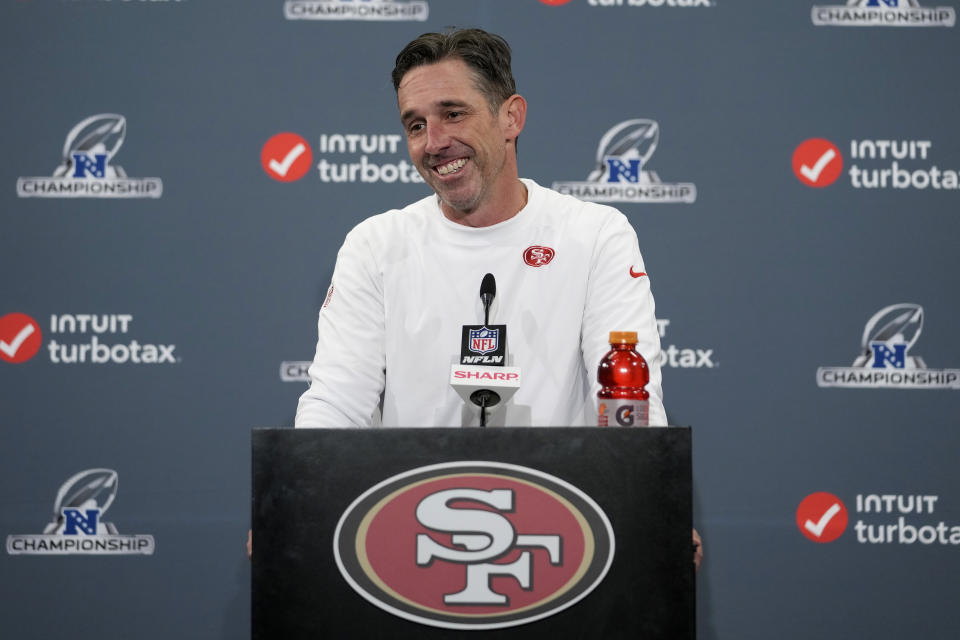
[447,111,462,119]
[407,123,424,134]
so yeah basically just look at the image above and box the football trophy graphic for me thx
[587,119,661,184]
[53,113,128,178]
[853,303,926,369]
[43,468,120,535]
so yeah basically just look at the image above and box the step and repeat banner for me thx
[1,1,958,639]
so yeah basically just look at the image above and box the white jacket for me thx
[296,179,665,428]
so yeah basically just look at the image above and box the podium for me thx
[252,427,693,639]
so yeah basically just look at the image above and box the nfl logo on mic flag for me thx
[470,327,499,354]
[461,325,508,365]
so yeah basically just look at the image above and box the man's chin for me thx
[433,184,482,215]
[442,192,483,213]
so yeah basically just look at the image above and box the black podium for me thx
[252,427,693,639]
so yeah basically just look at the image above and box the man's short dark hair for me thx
[392,28,516,112]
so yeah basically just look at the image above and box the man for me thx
[295,28,666,429]
[259,27,702,571]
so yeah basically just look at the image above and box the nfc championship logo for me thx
[334,461,615,630]
[280,360,312,382]
[6,469,155,555]
[284,0,429,21]
[552,119,696,203]
[812,0,956,27]
[16,114,162,199]
[817,303,960,389]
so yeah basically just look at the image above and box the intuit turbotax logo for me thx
[6,469,155,556]
[262,132,424,185]
[656,319,717,369]
[586,0,713,7]
[816,304,959,389]
[17,114,162,199]
[793,137,960,191]
[316,133,423,184]
[552,119,696,203]
[797,491,960,546]
[0,312,179,366]
[812,0,955,27]
[284,0,428,21]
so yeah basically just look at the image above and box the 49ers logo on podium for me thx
[334,461,615,630]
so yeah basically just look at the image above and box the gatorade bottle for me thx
[597,331,649,427]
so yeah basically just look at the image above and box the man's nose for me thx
[424,121,450,155]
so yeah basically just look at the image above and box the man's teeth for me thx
[436,158,467,175]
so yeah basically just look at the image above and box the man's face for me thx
[398,58,510,215]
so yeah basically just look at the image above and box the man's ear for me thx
[500,94,527,142]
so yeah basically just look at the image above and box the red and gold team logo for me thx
[523,245,556,267]
[334,461,615,630]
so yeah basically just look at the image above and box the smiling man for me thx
[287,27,700,572]
[295,28,666,430]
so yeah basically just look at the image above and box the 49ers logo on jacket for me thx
[333,461,615,630]
[523,245,555,267]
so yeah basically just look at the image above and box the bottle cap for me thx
[608,331,638,344]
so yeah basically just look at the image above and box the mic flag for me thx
[449,271,520,426]
[460,325,507,365]
[449,365,521,410]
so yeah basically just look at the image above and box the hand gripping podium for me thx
[252,427,693,639]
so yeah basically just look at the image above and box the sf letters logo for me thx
[415,488,562,605]
[523,245,555,267]
[334,462,616,630]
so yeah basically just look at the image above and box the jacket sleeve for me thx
[295,222,386,428]
[580,209,667,426]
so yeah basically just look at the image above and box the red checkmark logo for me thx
[796,492,848,543]
[0,312,43,364]
[792,138,843,188]
[629,266,646,278]
[261,132,313,182]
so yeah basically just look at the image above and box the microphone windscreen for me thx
[480,273,496,300]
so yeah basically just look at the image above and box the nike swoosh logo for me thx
[629,267,646,278]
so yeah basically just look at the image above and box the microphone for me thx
[449,273,520,426]
[458,274,506,367]
[480,273,495,325]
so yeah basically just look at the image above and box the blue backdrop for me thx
[2,1,958,638]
